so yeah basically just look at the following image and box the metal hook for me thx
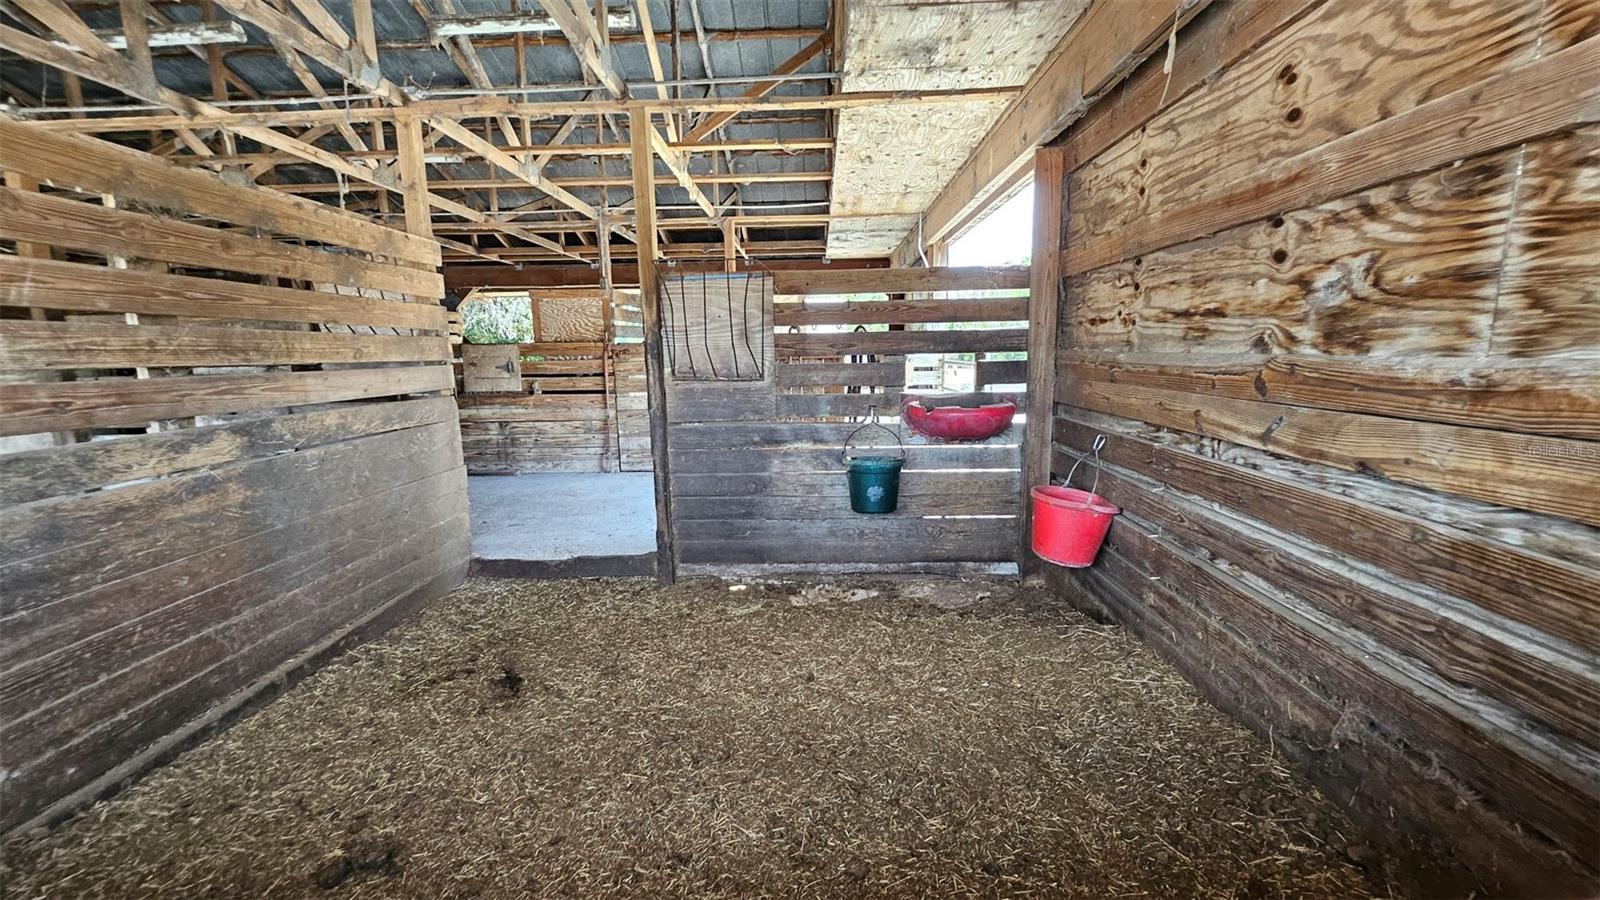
[1062,434,1107,498]
[841,406,905,464]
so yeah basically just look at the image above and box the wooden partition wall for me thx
[0,118,468,831]
[457,290,650,474]
[1032,1,1599,893]
[667,266,1028,571]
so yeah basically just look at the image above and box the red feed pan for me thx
[902,399,1016,442]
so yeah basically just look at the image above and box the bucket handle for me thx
[1060,434,1107,497]
[840,405,906,464]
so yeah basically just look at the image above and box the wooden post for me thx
[722,219,737,273]
[630,105,676,584]
[396,115,432,239]
[1019,145,1065,576]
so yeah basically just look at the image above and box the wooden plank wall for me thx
[670,267,1028,570]
[0,118,469,832]
[1040,1,1600,894]
[456,290,650,473]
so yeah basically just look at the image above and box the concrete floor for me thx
[468,473,656,562]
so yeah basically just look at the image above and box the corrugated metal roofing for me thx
[0,1,836,256]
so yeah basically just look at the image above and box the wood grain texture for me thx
[668,422,1021,451]
[1044,0,1600,888]
[1059,377,1600,526]
[534,296,605,342]
[670,444,1020,475]
[1065,33,1600,273]
[1103,522,1597,863]
[674,471,1019,519]
[773,297,1027,327]
[0,257,446,332]
[0,124,466,839]
[903,0,1204,252]
[1058,353,1600,438]
[1057,0,1319,172]
[775,392,908,418]
[771,266,1029,296]
[777,328,1027,357]
[1,421,463,616]
[0,398,455,506]
[0,187,441,297]
[1066,0,1547,255]
[0,116,439,268]
[1062,150,1518,357]
[0,321,447,369]
[1490,125,1600,358]
[1021,145,1065,571]
[1054,537,1598,896]
[1053,438,1600,748]
[4,499,468,829]
[662,273,770,383]
[0,470,464,725]
[1052,412,1599,651]
[775,360,907,388]
[0,366,452,437]
[677,516,1016,564]
[461,343,523,393]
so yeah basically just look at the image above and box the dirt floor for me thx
[5,577,1406,898]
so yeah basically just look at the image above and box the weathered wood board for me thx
[664,267,1029,571]
[0,120,466,835]
[1041,3,1600,893]
[462,343,523,393]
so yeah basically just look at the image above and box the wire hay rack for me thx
[656,263,771,382]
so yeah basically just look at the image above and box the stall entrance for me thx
[453,289,656,576]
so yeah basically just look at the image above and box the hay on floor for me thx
[5,577,1398,898]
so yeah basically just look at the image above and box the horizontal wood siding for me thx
[1043,2,1599,895]
[457,343,650,473]
[665,269,1029,570]
[0,120,467,834]
[455,291,649,473]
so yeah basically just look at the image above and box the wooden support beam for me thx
[632,0,677,140]
[630,105,674,585]
[32,89,1019,133]
[117,0,154,77]
[210,0,406,104]
[413,0,521,148]
[13,0,113,62]
[351,0,377,64]
[396,116,432,239]
[538,0,625,96]
[264,171,833,194]
[648,126,720,219]
[270,38,371,153]
[172,138,834,168]
[1019,145,1064,575]
[284,0,355,54]
[684,30,831,141]
[427,115,598,219]
[0,20,567,258]
[893,0,1211,263]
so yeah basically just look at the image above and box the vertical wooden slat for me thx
[630,105,675,584]
[1019,145,1065,574]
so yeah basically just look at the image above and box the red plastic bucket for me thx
[1031,486,1120,568]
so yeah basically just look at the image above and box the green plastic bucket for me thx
[840,411,906,514]
[845,456,904,514]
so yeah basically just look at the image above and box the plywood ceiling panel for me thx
[826,0,1089,258]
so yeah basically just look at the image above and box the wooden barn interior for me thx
[1,0,1596,895]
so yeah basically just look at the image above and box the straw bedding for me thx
[5,576,1403,898]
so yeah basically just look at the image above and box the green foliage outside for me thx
[461,295,533,345]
